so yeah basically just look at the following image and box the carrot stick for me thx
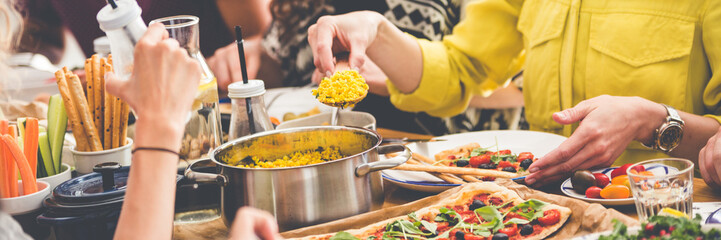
[6,126,17,197]
[0,120,8,198]
[2,134,37,195]
[23,118,38,179]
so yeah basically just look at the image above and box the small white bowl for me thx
[276,111,376,130]
[70,138,133,175]
[37,163,72,191]
[0,181,51,215]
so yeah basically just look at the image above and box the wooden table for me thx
[173,128,721,239]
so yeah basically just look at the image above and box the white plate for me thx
[381,130,568,193]
[560,164,675,206]
[572,225,721,239]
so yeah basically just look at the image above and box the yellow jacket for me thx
[387,0,721,164]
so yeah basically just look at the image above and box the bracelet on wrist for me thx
[132,147,180,156]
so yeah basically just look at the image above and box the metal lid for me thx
[96,0,142,31]
[93,36,111,54]
[228,80,266,98]
[51,164,129,206]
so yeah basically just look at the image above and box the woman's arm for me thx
[308,11,422,92]
[525,96,720,187]
[308,0,526,117]
[107,23,202,239]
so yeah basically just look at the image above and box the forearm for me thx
[366,18,422,94]
[634,102,720,163]
[670,113,720,162]
[114,120,183,240]
[216,0,271,38]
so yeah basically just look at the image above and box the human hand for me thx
[308,11,385,76]
[207,39,261,93]
[525,95,666,186]
[699,127,721,189]
[105,22,202,133]
[229,207,283,240]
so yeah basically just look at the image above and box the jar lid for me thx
[228,80,266,98]
[93,36,111,54]
[96,0,142,31]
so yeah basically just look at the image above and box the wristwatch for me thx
[642,104,684,153]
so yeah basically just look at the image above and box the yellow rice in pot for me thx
[235,147,345,168]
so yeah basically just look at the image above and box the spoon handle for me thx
[331,107,340,126]
[335,53,351,72]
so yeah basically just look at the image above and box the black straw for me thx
[234,26,255,134]
[107,0,118,9]
[235,26,249,84]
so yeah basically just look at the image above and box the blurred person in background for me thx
[0,2,282,237]
[17,0,270,82]
[208,0,526,136]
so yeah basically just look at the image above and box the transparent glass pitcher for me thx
[150,15,223,162]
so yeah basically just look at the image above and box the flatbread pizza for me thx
[433,143,538,179]
[293,182,571,240]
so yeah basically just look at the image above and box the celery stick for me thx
[38,131,55,176]
[47,94,68,172]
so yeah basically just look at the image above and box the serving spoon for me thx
[316,56,368,125]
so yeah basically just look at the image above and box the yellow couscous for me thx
[311,70,369,108]
[234,147,345,168]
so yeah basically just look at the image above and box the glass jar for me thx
[149,15,223,161]
[228,80,274,140]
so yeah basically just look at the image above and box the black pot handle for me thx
[184,159,228,186]
[355,145,411,177]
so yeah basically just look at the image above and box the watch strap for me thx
[663,104,684,124]
[642,104,684,151]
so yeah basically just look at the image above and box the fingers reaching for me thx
[553,100,595,125]
[143,22,169,43]
[229,207,282,240]
[309,17,337,74]
[104,72,125,101]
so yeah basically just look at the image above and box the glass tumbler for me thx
[627,158,694,221]
[150,15,223,162]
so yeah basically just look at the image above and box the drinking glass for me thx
[627,158,694,221]
[150,15,223,224]
[149,15,223,162]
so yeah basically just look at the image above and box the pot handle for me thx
[184,159,228,186]
[355,145,411,177]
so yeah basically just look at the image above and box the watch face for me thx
[659,124,683,151]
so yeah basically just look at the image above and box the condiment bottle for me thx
[96,0,147,81]
[228,80,274,140]
[93,36,111,58]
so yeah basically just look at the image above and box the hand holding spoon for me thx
[312,55,369,125]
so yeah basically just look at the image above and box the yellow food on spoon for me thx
[312,70,369,108]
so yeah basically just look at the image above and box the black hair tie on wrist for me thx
[132,147,180,156]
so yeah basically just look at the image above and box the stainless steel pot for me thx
[184,126,410,231]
